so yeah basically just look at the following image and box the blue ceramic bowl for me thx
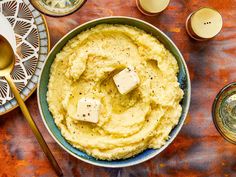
[37,16,191,168]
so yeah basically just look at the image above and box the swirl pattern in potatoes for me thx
[47,24,183,160]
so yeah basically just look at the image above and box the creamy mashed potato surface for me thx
[47,24,184,160]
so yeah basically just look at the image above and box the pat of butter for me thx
[76,98,101,123]
[113,67,140,95]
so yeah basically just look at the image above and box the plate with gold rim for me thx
[0,0,50,115]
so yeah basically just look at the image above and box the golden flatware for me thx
[0,35,63,177]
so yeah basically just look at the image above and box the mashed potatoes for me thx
[47,24,184,160]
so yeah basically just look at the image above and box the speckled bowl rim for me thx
[37,16,191,168]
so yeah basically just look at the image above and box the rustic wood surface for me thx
[1,0,236,176]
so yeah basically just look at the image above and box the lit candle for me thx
[186,7,223,41]
[136,0,170,16]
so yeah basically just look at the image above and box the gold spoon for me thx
[0,35,63,176]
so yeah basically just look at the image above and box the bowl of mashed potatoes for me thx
[38,16,191,167]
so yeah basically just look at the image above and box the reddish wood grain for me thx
[1,0,236,176]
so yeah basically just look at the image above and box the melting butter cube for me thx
[76,98,101,123]
[113,67,140,95]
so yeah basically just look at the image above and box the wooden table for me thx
[1,0,236,176]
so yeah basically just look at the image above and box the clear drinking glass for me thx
[30,0,87,17]
[212,82,236,144]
